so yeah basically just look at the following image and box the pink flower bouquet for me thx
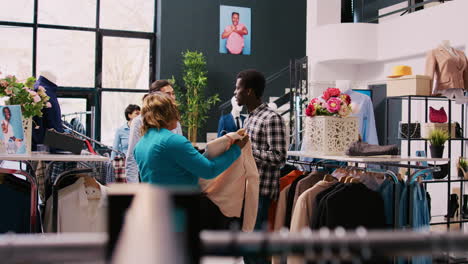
[305,88,352,118]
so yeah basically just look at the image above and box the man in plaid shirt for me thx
[234,69,287,231]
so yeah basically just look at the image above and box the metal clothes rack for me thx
[286,157,439,230]
[0,168,38,233]
[201,230,468,258]
[63,123,125,158]
[61,108,95,140]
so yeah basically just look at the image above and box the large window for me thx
[0,0,157,147]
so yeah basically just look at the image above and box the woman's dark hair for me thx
[124,104,141,121]
[2,107,11,118]
[149,80,172,93]
[236,69,265,98]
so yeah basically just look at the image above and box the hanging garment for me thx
[32,76,64,150]
[290,180,335,232]
[199,133,259,232]
[217,113,246,137]
[344,90,379,145]
[44,177,108,233]
[70,118,86,135]
[112,157,127,183]
[288,180,336,264]
[425,46,468,91]
[292,171,325,208]
[0,174,31,233]
[320,183,386,229]
[273,185,291,231]
[284,174,307,228]
[268,170,303,231]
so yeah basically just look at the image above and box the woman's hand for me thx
[234,135,249,149]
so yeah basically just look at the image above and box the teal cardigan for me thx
[134,128,241,186]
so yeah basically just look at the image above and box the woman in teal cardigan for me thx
[134,92,246,186]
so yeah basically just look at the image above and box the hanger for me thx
[384,170,399,184]
[350,178,360,183]
[78,174,100,189]
[323,174,335,183]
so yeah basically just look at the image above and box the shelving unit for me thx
[386,95,468,229]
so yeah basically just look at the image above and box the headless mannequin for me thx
[435,40,465,103]
[335,80,360,114]
[39,71,58,84]
[440,40,457,57]
[231,96,243,129]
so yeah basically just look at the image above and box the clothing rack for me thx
[201,230,468,258]
[63,123,125,158]
[61,111,92,118]
[0,168,38,233]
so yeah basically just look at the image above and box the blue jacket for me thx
[217,113,245,137]
[32,76,63,150]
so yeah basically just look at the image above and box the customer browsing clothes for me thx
[234,69,287,263]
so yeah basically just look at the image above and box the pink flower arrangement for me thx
[305,88,352,118]
[0,75,51,119]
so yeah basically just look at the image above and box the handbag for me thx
[398,122,421,139]
[429,106,448,123]
[43,129,85,154]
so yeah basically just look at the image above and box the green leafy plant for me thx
[172,51,220,143]
[459,157,468,170]
[0,75,50,119]
[428,129,449,146]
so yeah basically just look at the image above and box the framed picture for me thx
[219,5,251,55]
[0,105,26,154]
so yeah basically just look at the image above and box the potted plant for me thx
[458,157,468,179]
[303,88,359,155]
[428,129,449,158]
[173,51,220,144]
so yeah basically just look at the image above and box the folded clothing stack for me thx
[346,141,399,156]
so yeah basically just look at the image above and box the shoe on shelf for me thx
[445,193,460,219]
[462,194,468,219]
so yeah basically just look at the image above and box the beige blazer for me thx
[199,133,259,232]
[425,46,468,91]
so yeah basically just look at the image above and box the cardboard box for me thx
[387,75,432,97]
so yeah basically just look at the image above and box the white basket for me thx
[304,116,359,155]
[421,122,456,139]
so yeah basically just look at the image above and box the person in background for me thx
[111,104,140,159]
[134,92,247,186]
[126,80,183,183]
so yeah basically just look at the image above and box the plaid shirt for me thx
[244,103,286,200]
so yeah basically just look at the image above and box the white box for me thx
[304,116,359,155]
[387,75,431,97]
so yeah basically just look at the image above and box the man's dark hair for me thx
[124,104,141,121]
[149,80,172,93]
[232,12,240,17]
[2,107,10,117]
[236,69,265,98]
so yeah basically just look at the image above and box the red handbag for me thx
[429,107,448,123]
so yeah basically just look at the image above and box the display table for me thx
[287,151,450,163]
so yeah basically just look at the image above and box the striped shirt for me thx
[244,103,286,200]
